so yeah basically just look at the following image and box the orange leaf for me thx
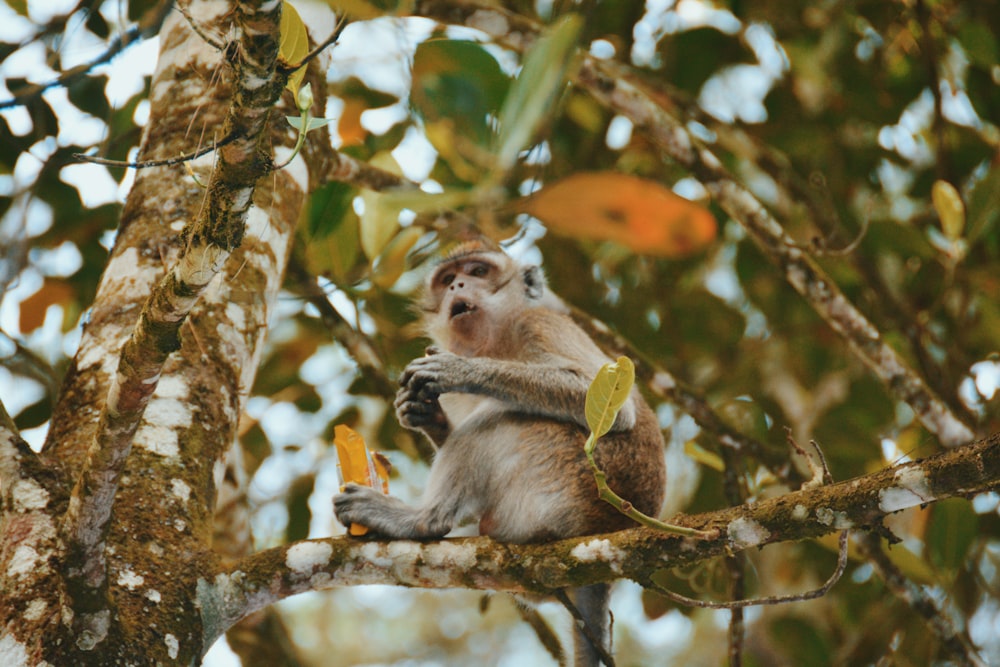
[19,280,74,334]
[336,98,368,147]
[333,424,390,535]
[519,172,717,258]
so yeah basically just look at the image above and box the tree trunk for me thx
[1,1,307,662]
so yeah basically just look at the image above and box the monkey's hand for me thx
[333,483,392,536]
[395,353,469,446]
[394,386,450,446]
[398,352,471,398]
[334,483,449,539]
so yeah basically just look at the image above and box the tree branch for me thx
[856,532,985,667]
[74,130,238,169]
[408,0,977,449]
[200,432,1000,651]
[0,0,173,111]
[573,58,978,448]
[569,309,801,484]
[0,399,38,497]
[324,148,417,192]
[59,0,287,649]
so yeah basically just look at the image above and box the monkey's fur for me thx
[334,241,666,666]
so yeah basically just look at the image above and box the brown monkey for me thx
[334,240,666,666]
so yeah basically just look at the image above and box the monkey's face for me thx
[422,253,523,356]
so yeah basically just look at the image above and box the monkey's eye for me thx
[466,262,489,278]
[439,272,455,286]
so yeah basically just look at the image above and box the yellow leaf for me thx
[333,424,390,535]
[372,226,424,288]
[359,153,404,259]
[932,179,965,241]
[334,425,372,486]
[519,172,717,258]
[684,440,724,472]
[280,2,310,102]
[585,356,635,441]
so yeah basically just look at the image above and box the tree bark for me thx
[1,0,305,662]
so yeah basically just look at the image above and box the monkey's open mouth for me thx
[450,300,477,320]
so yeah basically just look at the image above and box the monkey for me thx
[333,240,666,667]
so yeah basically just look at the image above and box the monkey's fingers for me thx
[393,384,433,411]
[396,395,443,429]
[333,484,384,534]
[398,352,461,389]
[416,381,444,401]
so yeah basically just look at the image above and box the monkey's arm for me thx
[397,352,637,432]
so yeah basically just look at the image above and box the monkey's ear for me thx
[522,265,546,301]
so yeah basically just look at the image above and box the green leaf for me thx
[958,23,999,70]
[585,356,635,441]
[280,1,310,103]
[412,39,509,148]
[320,0,386,20]
[286,112,330,133]
[284,474,316,543]
[306,180,356,239]
[684,440,724,472]
[494,14,583,173]
[305,117,332,132]
[926,497,979,576]
[966,165,1000,242]
[301,181,364,283]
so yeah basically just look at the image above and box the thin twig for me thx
[176,0,226,50]
[74,131,237,169]
[649,530,850,610]
[282,16,350,74]
[719,444,749,667]
[808,214,870,257]
[856,533,985,667]
[651,436,847,611]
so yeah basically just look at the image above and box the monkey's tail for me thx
[557,584,615,667]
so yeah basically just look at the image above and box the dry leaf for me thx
[520,171,717,258]
[333,424,390,535]
[336,98,368,146]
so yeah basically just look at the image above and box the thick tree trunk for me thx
[1,1,306,663]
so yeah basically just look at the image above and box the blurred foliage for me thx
[2,0,1000,665]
